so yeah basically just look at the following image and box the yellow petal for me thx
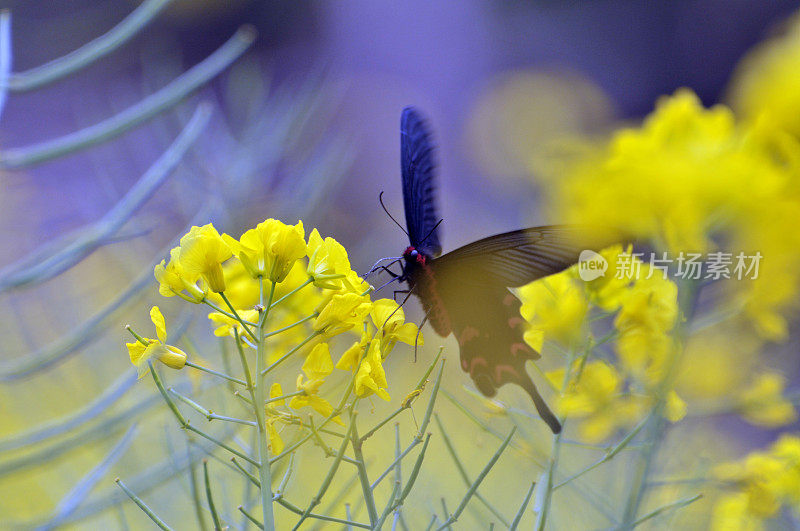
[150,306,167,343]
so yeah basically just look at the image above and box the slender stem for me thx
[115,478,173,531]
[231,457,260,488]
[433,415,510,526]
[554,415,648,490]
[202,460,222,530]
[207,413,256,427]
[265,390,304,404]
[219,292,257,341]
[292,408,358,530]
[148,363,186,425]
[350,420,379,526]
[510,482,537,530]
[621,278,701,526]
[0,28,254,168]
[185,360,246,386]
[269,277,313,310]
[633,494,703,527]
[184,424,258,467]
[187,444,209,531]
[436,427,516,529]
[8,0,174,91]
[261,331,322,375]
[238,506,264,529]
[263,313,316,339]
[254,278,277,530]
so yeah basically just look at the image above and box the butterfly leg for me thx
[377,264,401,278]
[364,257,402,279]
[413,315,428,363]
[393,289,410,302]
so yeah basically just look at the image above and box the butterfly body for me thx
[400,246,452,336]
[394,106,611,434]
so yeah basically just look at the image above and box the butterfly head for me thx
[403,246,427,266]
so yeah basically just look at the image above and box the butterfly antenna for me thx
[419,218,443,246]
[379,191,409,236]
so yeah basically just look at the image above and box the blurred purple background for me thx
[3,0,797,264]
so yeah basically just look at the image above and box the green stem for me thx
[254,278,277,530]
[202,460,222,530]
[436,427,516,529]
[620,278,701,526]
[350,420,379,526]
[261,331,322,376]
[269,277,313,310]
[115,478,173,531]
[185,360,246,386]
[263,313,316,339]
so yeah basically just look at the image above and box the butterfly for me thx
[385,107,616,434]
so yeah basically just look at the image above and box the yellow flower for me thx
[207,258,260,310]
[614,273,678,334]
[711,493,764,531]
[535,88,800,342]
[266,418,284,455]
[738,373,798,427]
[354,339,390,401]
[207,309,259,343]
[370,299,420,356]
[223,219,305,283]
[518,271,588,347]
[126,306,187,377]
[728,12,800,137]
[313,292,372,339]
[289,344,343,425]
[178,224,232,293]
[265,382,287,454]
[547,360,642,443]
[614,273,678,386]
[582,245,635,312]
[713,434,800,524]
[269,382,285,407]
[337,330,371,371]
[154,247,207,303]
[664,390,687,423]
[306,228,352,289]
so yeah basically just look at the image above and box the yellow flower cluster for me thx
[130,219,422,452]
[538,90,800,342]
[519,245,685,442]
[713,434,800,529]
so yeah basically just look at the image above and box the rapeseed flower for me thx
[126,306,187,377]
[713,434,800,527]
[370,299,420,356]
[154,247,207,303]
[178,223,232,293]
[223,219,306,283]
[738,373,797,427]
[289,343,342,424]
[306,228,351,290]
[518,271,588,348]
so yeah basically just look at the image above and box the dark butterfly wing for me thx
[440,280,561,433]
[432,225,620,288]
[401,107,442,257]
[417,225,622,433]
